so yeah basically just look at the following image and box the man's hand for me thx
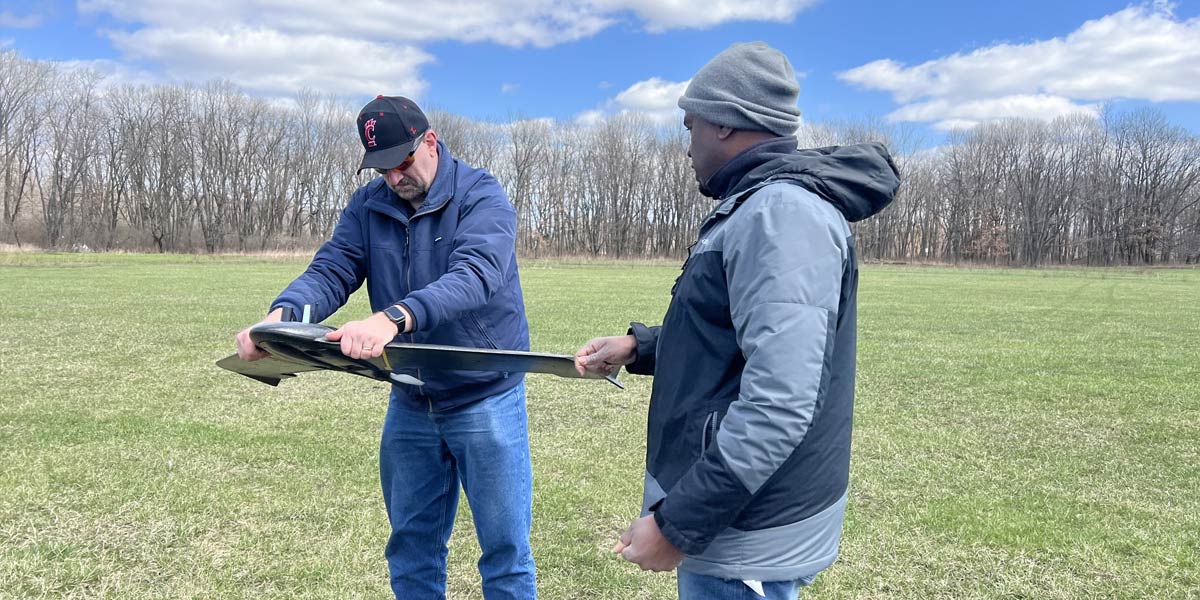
[235,307,284,361]
[574,335,637,377]
[325,312,400,360]
[613,514,683,572]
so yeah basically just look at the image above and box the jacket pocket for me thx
[466,312,499,350]
[700,410,721,454]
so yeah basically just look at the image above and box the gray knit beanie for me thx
[678,41,801,136]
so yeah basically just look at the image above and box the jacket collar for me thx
[365,139,458,223]
[701,136,798,200]
[417,139,457,216]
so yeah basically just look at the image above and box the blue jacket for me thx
[628,139,899,581]
[272,141,529,410]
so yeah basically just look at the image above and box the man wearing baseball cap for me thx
[236,95,536,599]
[575,42,900,598]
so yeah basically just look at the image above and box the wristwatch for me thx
[382,304,407,332]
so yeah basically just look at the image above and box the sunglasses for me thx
[374,129,429,175]
[374,152,415,176]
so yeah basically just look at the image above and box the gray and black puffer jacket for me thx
[628,137,899,581]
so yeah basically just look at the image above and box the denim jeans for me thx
[380,380,536,599]
[676,569,817,600]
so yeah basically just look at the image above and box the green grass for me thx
[0,253,1197,599]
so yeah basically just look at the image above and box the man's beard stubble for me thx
[389,176,428,202]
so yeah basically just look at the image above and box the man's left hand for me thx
[613,514,684,572]
[325,312,399,360]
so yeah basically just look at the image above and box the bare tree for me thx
[3,48,1199,263]
[89,97,131,250]
[118,85,196,252]
[0,51,47,247]
[429,109,503,174]
[505,117,551,251]
[36,67,103,249]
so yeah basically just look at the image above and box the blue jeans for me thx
[677,570,817,600]
[380,380,536,599]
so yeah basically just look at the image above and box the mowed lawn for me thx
[0,253,1197,599]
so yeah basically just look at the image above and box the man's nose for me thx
[386,169,403,185]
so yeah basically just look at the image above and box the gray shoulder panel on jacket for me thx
[717,183,851,495]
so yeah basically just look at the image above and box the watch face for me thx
[385,306,405,324]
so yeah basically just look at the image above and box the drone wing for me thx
[214,353,324,386]
[217,321,622,389]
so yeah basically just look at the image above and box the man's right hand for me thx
[574,335,637,377]
[235,307,285,361]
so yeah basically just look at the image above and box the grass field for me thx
[0,253,1197,599]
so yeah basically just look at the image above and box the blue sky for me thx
[3,0,1198,145]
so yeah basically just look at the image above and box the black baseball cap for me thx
[356,95,430,173]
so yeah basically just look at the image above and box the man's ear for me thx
[716,126,735,140]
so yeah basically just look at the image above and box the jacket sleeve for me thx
[399,177,517,332]
[271,198,367,323]
[625,322,660,375]
[653,185,849,554]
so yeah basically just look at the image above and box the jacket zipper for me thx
[408,199,450,413]
[468,313,499,349]
[402,220,431,413]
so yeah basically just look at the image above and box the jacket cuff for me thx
[625,322,658,375]
[398,299,423,333]
[269,300,302,321]
[653,508,704,555]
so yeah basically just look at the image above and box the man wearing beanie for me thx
[236,96,536,599]
[576,42,900,598]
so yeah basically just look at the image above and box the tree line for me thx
[3,50,1198,265]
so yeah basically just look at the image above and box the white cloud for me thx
[109,27,432,98]
[609,0,820,31]
[574,109,606,128]
[838,3,1200,129]
[80,1,819,45]
[892,95,1101,131]
[55,59,161,89]
[501,83,519,94]
[76,0,822,100]
[579,77,690,126]
[0,11,41,28]
[81,0,617,48]
[615,77,689,116]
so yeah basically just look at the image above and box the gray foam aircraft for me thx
[218,321,622,389]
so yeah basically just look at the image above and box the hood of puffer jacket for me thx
[704,137,901,222]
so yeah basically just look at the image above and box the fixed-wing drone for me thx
[217,321,622,388]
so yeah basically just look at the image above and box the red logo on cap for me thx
[364,118,377,147]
